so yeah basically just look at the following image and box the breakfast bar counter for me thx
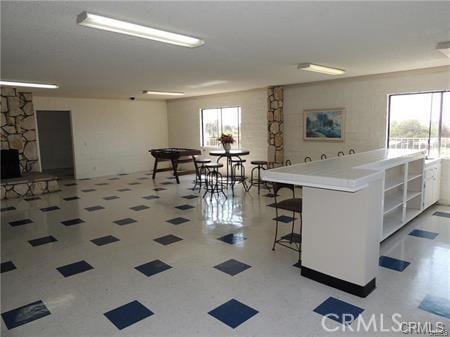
[262,149,426,297]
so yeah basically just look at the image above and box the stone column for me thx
[1,86,39,173]
[267,86,284,165]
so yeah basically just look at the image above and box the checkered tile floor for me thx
[1,170,449,336]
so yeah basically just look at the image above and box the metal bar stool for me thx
[320,154,327,160]
[338,151,345,157]
[248,160,269,195]
[304,157,312,163]
[203,162,226,200]
[231,158,248,196]
[271,182,302,261]
[349,149,356,155]
[193,157,211,192]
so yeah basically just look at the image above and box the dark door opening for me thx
[36,110,75,178]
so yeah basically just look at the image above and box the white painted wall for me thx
[167,88,268,169]
[36,110,74,170]
[33,97,168,179]
[284,66,450,163]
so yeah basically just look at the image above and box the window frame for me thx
[200,106,241,148]
[387,90,449,158]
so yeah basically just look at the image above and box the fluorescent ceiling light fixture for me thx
[143,90,184,96]
[77,12,204,48]
[188,80,228,89]
[297,63,345,75]
[436,41,450,58]
[0,80,58,89]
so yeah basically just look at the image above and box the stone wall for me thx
[267,86,284,165]
[1,87,39,173]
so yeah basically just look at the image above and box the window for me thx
[201,107,241,147]
[388,91,450,158]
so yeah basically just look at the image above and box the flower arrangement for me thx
[217,133,235,145]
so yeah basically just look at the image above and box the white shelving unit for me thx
[382,158,424,241]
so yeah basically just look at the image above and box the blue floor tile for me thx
[208,299,258,329]
[81,188,96,192]
[135,260,172,277]
[175,204,195,210]
[64,183,77,186]
[130,205,149,211]
[379,256,410,272]
[114,218,137,226]
[9,219,33,227]
[129,182,141,185]
[409,229,439,240]
[433,211,450,219]
[91,235,120,246]
[103,195,119,200]
[118,173,128,176]
[63,196,80,201]
[29,235,57,247]
[182,194,199,199]
[143,195,159,200]
[419,295,450,319]
[1,206,16,212]
[61,218,85,226]
[161,182,173,185]
[273,215,296,223]
[1,300,51,330]
[57,260,94,277]
[96,182,109,186]
[85,205,105,212]
[214,259,251,276]
[117,188,131,192]
[104,300,153,330]
[166,217,190,225]
[1,261,16,273]
[138,177,149,180]
[217,233,247,245]
[154,234,183,245]
[108,177,120,180]
[40,206,60,212]
[313,297,364,325]
[153,188,167,191]
[79,178,91,181]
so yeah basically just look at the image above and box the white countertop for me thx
[262,148,426,192]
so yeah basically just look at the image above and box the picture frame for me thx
[303,108,345,141]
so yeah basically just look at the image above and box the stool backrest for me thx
[338,151,345,157]
[349,149,356,154]
[304,156,312,163]
[320,154,327,160]
[285,159,292,166]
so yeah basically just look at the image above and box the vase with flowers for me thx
[217,133,234,152]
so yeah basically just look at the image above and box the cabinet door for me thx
[433,166,441,203]
[423,168,434,209]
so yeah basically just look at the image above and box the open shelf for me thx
[405,208,421,223]
[384,175,404,192]
[383,208,403,240]
[406,191,421,202]
[407,173,422,182]
[384,189,404,214]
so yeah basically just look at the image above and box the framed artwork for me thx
[304,108,345,141]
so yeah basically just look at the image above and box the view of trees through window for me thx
[388,91,450,158]
[201,107,241,147]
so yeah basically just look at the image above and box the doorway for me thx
[36,110,75,178]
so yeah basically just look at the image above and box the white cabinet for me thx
[423,160,441,209]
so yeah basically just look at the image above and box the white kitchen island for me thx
[262,148,427,297]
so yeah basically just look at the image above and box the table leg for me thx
[171,158,180,184]
[152,158,159,180]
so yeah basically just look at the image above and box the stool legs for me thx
[249,164,268,194]
[231,162,247,197]
[203,168,227,200]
